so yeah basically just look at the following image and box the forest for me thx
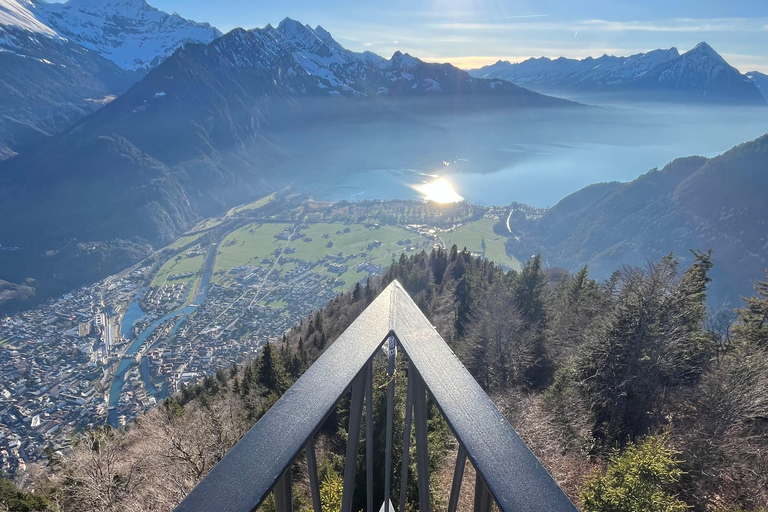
[3,247,767,512]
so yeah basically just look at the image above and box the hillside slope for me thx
[507,135,768,304]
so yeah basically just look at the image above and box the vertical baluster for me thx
[274,466,293,512]
[473,472,493,512]
[306,436,321,512]
[342,370,366,512]
[447,445,467,512]
[413,371,430,512]
[384,335,396,512]
[398,362,415,512]
[366,361,374,512]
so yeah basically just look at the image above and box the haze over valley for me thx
[0,2,767,511]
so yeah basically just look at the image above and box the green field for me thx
[213,221,431,290]
[441,218,521,271]
[151,252,206,287]
[212,223,293,283]
[211,218,519,292]
[233,192,277,214]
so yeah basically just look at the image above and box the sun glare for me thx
[413,177,464,203]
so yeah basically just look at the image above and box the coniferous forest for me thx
[4,247,768,512]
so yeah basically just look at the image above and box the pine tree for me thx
[734,270,768,349]
[514,254,551,387]
[258,342,290,395]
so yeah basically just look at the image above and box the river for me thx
[107,246,216,427]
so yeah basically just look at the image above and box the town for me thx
[0,193,530,475]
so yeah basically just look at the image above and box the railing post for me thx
[274,466,293,512]
[305,436,321,512]
[473,472,493,512]
[448,445,467,512]
[398,362,415,512]
[365,361,374,512]
[342,370,366,512]
[384,335,396,512]
[413,371,430,512]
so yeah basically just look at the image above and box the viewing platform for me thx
[175,281,577,512]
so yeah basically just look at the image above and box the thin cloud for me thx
[478,14,549,21]
[432,17,768,34]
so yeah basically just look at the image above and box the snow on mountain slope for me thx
[1,0,221,70]
[470,48,680,88]
[0,0,138,157]
[470,43,765,105]
[202,18,545,99]
[0,0,54,35]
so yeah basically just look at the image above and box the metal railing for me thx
[175,280,577,512]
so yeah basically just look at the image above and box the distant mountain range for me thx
[0,16,572,311]
[507,134,768,305]
[0,0,220,157]
[470,43,767,106]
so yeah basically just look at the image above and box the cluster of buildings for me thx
[0,265,151,475]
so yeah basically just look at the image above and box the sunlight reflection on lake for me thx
[412,177,464,203]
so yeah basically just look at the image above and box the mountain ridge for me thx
[470,43,766,105]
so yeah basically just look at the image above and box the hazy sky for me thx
[102,0,768,71]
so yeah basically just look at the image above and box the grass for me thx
[0,338,9,346]
[210,218,519,294]
[212,221,432,291]
[212,223,293,283]
[151,252,206,287]
[440,218,521,271]
[233,192,277,214]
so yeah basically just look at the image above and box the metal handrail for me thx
[174,280,577,512]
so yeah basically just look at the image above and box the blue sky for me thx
[151,0,768,71]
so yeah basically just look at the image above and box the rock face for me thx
[0,17,572,310]
[470,43,766,105]
[507,135,768,305]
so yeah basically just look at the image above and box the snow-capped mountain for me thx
[0,0,138,157]
[747,71,768,102]
[1,0,221,70]
[189,18,547,98]
[470,43,766,105]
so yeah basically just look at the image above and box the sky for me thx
[76,0,768,72]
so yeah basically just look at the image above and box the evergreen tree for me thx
[581,435,689,512]
[258,342,290,395]
[514,254,551,387]
[734,270,768,349]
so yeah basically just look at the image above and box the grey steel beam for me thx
[413,371,430,512]
[174,284,396,512]
[389,282,578,512]
[305,436,321,512]
[342,370,366,512]
[274,468,293,512]
[448,445,467,512]
[398,362,415,512]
